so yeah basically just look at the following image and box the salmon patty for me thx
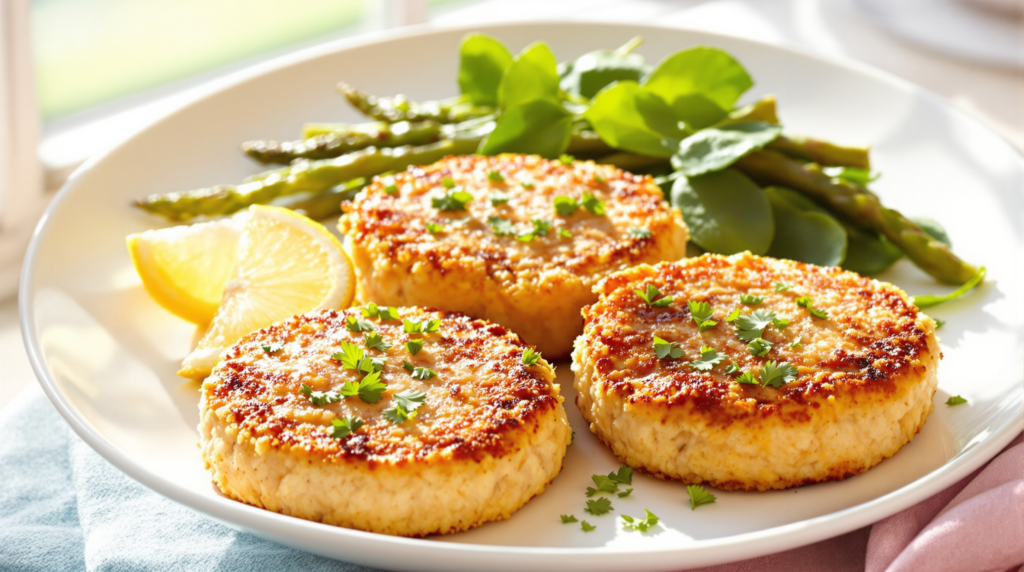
[199,306,570,536]
[572,253,940,491]
[339,154,688,359]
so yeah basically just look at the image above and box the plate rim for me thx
[18,19,1024,570]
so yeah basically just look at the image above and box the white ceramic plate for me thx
[20,22,1024,572]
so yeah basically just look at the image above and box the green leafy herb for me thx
[653,336,684,359]
[425,221,445,234]
[739,293,764,305]
[766,186,848,267]
[672,122,782,177]
[585,497,613,516]
[670,170,774,256]
[553,195,581,215]
[261,342,284,354]
[913,267,986,309]
[582,192,606,215]
[522,348,542,366]
[560,514,578,524]
[618,488,634,498]
[383,389,427,425]
[345,315,376,332]
[587,474,620,497]
[332,341,365,370]
[688,300,718,332]
[747,337,773,357]
[363,332,393,351]
[789,337,803,349]
[774,282,792,292]
[361,303,399,321]
[487,170,505,182]
[300,383,342,406]
[488,216,515,236]
[735,371,758,385]
[520,180,535,189]
[458,33,513,107]
[489,190,509,205]
[381,176,398,195]
[609,466,633,485]
[559,154,574,165]
[945,395,968,406]
[725,308,741,322]
[635,284,673,307]
[594,173,606,183]
[405,339,424,355]
[629,227,652,239]
[559,36,650,99]
[340,370,387,404]
[689,346,725,371]
[687,485,717,510]
[621,509,659,533]
[734,309,778,342]
[583,80,682,158]
[441,177,456,190]
[934,318,946,329]
[404,318,441,334]
[479,99,574,159]
[725,362,740,375]
[581,521,596,532]
[326,415,364,440]
[796,296,829,319]
[432,189,474,212]
[402,360,437,380]
[558,228,572,238]
[758,361,799,388]
[642,46,753,129]
[498,41,561,110]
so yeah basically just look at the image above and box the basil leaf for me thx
[584,81,682,158]
[765,187,847,267]
[499,42,561,111]
[643,46,753,129]
[458,33,514,107]
[672,122,782,177]
[559,37,651,99]
[670,169,774,255]
[478,99,573,158]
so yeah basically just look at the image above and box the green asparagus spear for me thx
[767,135,871,169]
[339,83,494,124]
[134,139,478,222]
[735,149,977,285]
[243,120,444,165]
[722,96,779,125]
[279,178,367,220]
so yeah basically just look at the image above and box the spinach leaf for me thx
[643,46,753,129]
[909,216,951,248]
[765,187,847,267]
[672,121,782,176]
[671,169,774,255]
[559,37,651,99]
[478,99,573,158]
[841,223,904,275]
[584,81,683,158]
[499,42,561,110]
[458,33,514,107]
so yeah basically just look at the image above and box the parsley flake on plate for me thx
[688,300,718,332]
[725,362,740,375]
[487,216,515,236]
[689,346,725,371]
[747,337,773,357]
[363,332,393,351]
[621,509,659,532]
[521,348,543,366]
[381,176,398,194]
[735,371,758,385]
[740,293,764,305]
[789,337,803,349]
[402,360,437,380]
[558,228,572,238]
[383,389,427,425]
[653,336,684,360]
[489,190,509,205]
[520,180,535,189]
[582,191,606,215]
[553,195,581,215]
[332,341,366,370]
[796,296,829,319]
[725,308,741,322]
[774,282,792,292]
[587,474,620,497]
[345,315,376,332]
[299,383,341,406]
[946,395,968,406]
[609,466,633,485]
[934,318,946,329]
[326,415,364,440]
[424,221,445,234]
[560,514,578,524]
[618,488,634,498]
[403,318,440,334]
[635,284,673,307]
[585,497,613,515]
[758,360,799,388]
[629,227,652,239]
[487,170,505,182]
[404,339,424,355]
[261,342,284,354]
[432,189,473,211]
[687,485,717,510]
[559,154,575,165]
[361,302,398,321]
[340,370,387,404]
[594,173,606,183]
[441,176,456,189]
[581,521,596,532]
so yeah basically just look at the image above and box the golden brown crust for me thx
[203,306,561,463]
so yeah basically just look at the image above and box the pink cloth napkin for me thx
[691,433,1024,572]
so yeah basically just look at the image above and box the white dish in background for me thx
[20,21,1024,572]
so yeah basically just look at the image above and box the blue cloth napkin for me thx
[0,384,381,572]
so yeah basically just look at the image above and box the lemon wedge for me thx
[127,218,243,325]
[178,205,354,379]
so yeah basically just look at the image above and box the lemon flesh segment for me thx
[127,219,242,325]
[178,205,354,379]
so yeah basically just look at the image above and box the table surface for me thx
[3,0,1021,412]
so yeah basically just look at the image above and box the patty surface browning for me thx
[572,253,940,491]
[339,154,688,359]
[199,306,571,536]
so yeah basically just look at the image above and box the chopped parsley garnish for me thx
[689,346,725,371]
[261,342,284,354]
[361,302,398,321]
[774,282,792,292]
[402,360,437,380]
[558,228,572,238]
[521,348,542,366]
[635,284,673,307]
[725,308,741,322]
[553,195,580,215]
[581,192,606,215]
[789,337,803,349]
[687,485,717,510]
[618,488,633,498]
[489,191,509,206]
[913,266,986,309]
[688,300,718,332]
[621,509,659,532]
[487,216,515,236]
[403,318,440,334]
[736,371,758,385]
[581,521,596,532]
[432,189,473,211]
[514,218,553,242]
[449,217,472,227]
[653,336,684,359]
[332,341,366,370]
[405,339,424,355]
[383,389,427,425]
[425,221,445,234]
[594,173,606,183]
[558,153,574,165]
[946,395,968,406]
[740,293,764,305]
[340,370,387,404]
[487,170,505,182]
[934,318,946,329]
[725,362,740,375]
[300,383,342,406]
[520,180,535,189]
[326,415,364,440]
[345,315,376,332]
[441,176,456,189]
[381,176,398,194]
[747,337,773,357]
[629,227,652,239]
[363,332,393,351]
[796,296,829,319]
[758,361,799,388]
[610,466,632,485]
[585,497,613,515]
[560,514,578,524]
[587,475,620,497]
